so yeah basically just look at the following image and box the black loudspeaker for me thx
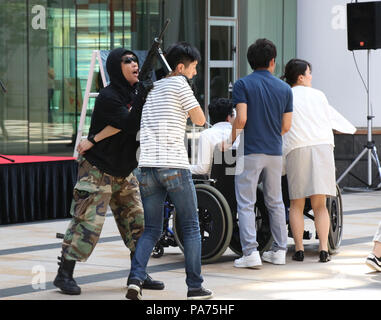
[347,1,381,50]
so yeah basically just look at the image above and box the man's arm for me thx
[96,79,153,135]
[281,112,292,135]
[77,125,121,155]
[231,103,247,143]
[281,88,293,136]
[220,103,246,152]
[188,106,206,126]
[77,80,153,155]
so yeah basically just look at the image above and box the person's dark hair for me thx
[208,98,235,125]
[165,42,201,70]
[281,58,312,87]
[247,38,277,70]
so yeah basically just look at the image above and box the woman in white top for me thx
[282,59,356,263]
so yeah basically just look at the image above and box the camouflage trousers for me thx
[62,158,144,262]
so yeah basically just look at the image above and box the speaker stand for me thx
[336,49,381,192]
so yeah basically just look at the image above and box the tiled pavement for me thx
[1,190,381,301]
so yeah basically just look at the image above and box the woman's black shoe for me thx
[292,250,304,261]
[319,250,330,263]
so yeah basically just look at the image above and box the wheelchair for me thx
[171,149,343,264]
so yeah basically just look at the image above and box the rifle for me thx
[138,19,172,81]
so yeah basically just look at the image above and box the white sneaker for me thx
[234,251,262,268]
[262,250,286,265]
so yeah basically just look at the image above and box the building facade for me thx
[297,0,381,188]
[0,0,297,156]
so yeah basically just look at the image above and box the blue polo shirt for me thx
[233,70,293,156]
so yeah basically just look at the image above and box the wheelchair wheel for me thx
[173,184,233,264]
[229,186,273,255]
[327,185,343,254]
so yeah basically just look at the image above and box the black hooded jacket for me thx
[84,48,144,177]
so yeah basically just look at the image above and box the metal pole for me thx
[367,49,372,186]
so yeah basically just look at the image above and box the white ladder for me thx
[73,50,108,158]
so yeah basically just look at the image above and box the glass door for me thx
[205,0,238,123]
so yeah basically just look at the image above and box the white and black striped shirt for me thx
[138,76,200,169]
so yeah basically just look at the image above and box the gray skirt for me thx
[285,144,336,200]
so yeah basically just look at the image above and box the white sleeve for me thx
[178,78,200,113]
[327,104,357,134]
[190,132,214,175]
[320,91,356,134]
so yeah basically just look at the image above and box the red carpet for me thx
[0,155,76,164]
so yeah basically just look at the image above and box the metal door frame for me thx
[204,0,238,125]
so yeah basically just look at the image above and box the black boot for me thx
[142,274,165,290]
[126,274,165,290]
[53,256,81,295]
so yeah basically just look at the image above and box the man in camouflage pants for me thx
[61,158,144,263]
[53,48,164,295]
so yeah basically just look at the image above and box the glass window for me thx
[161,0,205,107]
[238,0,297,78]
[210,68,233,101]
[0,0,28,154]
[210,26,234,61]
[47,0,77,151]
[210,0,235,17]
[29,0,49,154]
[0,0,208,156]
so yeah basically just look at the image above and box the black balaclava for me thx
[106,48,139,96]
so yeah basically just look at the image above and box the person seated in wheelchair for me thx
[281,59,356,263]
[190,98,239,177]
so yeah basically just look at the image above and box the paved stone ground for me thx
[1,190,381,301]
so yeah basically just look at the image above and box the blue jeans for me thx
[129,167,203,289]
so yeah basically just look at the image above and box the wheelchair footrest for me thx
[288,228,312,240]
[303,231,312,240]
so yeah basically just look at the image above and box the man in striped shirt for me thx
[126,42,213,300]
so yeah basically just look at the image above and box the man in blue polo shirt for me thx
[227,38,293,267]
